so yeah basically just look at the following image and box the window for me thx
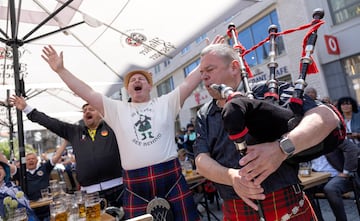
[328,0,360,24]
[230,10,285,67]
[342,54,360,76]
[157,77,174,96]
[195,34,207,44]
[184,58,200,77]
[164,59,171,68]
[181,45,191,55]
[342,54,360,103]
[154,64,161,74]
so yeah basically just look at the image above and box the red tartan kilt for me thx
[222,185,317,221]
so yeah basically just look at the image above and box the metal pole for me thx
[6,90,15,163]
[8,0,27,193]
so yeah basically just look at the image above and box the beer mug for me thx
[9,207,28,221]
[85,192,107,221]
[64,194,79,221]
[50,199,69,221]
[184,160,193,176]
[74,190,86,219]
[299,161,312,177]
[49,183,61,199]
[59,181,67,194]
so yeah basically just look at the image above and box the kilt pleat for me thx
[223,185,317,221]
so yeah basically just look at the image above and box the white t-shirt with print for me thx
[102,88,181,170]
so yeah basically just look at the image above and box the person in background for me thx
[183,123,196,159]
[0,154,38,221]
[337,96,360,146]
[175,128,186,150]
[321,96,332,105]
[337,96,360,179]
[178,148,192,164]
[194,43,341,220]
[309,139,360,221]
[59,147,77,192]
[13,140,67,221]
[38,37,224,220]
[9,97,124,208]
[304,87,318,101]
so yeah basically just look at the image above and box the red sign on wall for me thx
[324,35,340,55]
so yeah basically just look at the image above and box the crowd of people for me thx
[0,35,359,221]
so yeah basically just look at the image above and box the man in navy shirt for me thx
[15,140,67,221]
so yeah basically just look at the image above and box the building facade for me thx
[123,0,360,129]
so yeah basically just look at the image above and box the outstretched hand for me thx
[8,95,27,111]
[41,45,65,73]
[206,35,225,45]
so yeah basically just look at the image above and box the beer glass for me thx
[85,192,107,221]
[10,207,28,221]
[184,160,193,176]
[50,199,69,221]
[49,183,61,199]
[74,190,86,219]
[299,161,312,177]
[59,181,67,194]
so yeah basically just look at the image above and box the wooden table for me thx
[185,171,206,185]
[299,171,331,190]
[299,171,331,219]
[30,198,52,209]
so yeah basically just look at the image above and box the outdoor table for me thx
[299,171,331,190]
[29,198,52,209]
[185,171,206,185]
[185,171,220,221]
[299,171,331,219]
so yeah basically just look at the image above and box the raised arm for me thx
[51,139,68,165]
[0,153,17,175]
[41,45,104,115]
[179,36,225,106]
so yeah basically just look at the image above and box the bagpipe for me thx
[213,8,346,163]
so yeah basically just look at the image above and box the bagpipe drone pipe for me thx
[218,8,346,164]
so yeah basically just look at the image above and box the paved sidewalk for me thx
[318,198,360,221]
[200,197,360,220]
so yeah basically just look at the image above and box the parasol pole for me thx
[8,0,27,193]
[6,0,75,193]
[7,89,15,163]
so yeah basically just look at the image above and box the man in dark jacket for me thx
[310,139,360,221]
[9,96,123,208]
